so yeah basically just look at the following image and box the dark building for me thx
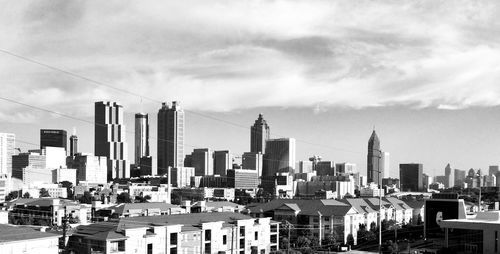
[95,101,129,180]
[399,163,424,192]
[40,129,67,152]
[367,130,383,184]
[69,135,78,156]
[263,138,296,176]
[315,161,335,176]
[213,150,231,176]
[134,113,150,164]
[157,101,184,175]
[250,114,270,153]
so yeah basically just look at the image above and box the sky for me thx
[1,0,500,177]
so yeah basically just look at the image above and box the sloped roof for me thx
[275,203,301,212]
[363,198,392,211]
[404,200,424,209]
[108,202,180,215]
[0,224,60,243]
[194,201,240,209]
[246,199,354,217]
[341,198,376,214]
[73,222,127,240]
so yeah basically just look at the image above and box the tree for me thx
[346,234,355,246]
[39,188,50,197]
[6,191,19,201]
[60,181,74,199]
[78,191,93,204]
[22,192,31,199]
[417,214,423,225]
[117,192,132,203]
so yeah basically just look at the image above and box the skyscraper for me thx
[444,163,454,188]
[399,163,424,192]
[250,114,270,153]
[135,113,150,164]
[191,148,213,176]
[213,150,231,176]
[94,101,129,180]
[0,133,15,176]
[242,152,263,177]
[367,130,382,184]
[263,138,296,176]
[40,129,67,152]
[157,101,184,175]
[69,135,78,156]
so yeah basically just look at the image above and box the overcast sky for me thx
[1,0,500,177]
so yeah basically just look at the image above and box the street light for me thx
[373,148,383,254]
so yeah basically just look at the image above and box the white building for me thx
[0,133,15,177]
[67,153,107,184]
[0,224,60,254]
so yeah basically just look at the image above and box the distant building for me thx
[67,153,107,185]
[423,173,432,190]
[52,168,77,185]
[367,130,383,184]
[227,169,259,189]
[170,167,195,188]
[250,113,270,153]
[382,152,390,176]
[134,113,150,164]
[94,101,129,180]
[213,150,231,176]
[40,129,67,152]
[382,177,400,188]
[298,160,313,173]
[454,169,466,187]
[0,133,15,176]
[263,138,296,176]
[444,163,454,188]
[157,101,185,175]
[191,148,213,176]
[399,163,424,192]
[336,162,356,174]
[12,151,45,180]
[489,165,499,177]
[69,134,78,156]
[316,161,335,176]
[242,152,263,177]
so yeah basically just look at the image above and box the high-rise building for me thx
[157,101,184,175]
[489,165,499,177]
[134,113,150,164]
[191,148,213,176]
[213,150,231,176]
[367,130,383,184]
[250,114,270,153]
[454,169,466,187]
[399,163,424,192]
[335,163,357,174]
[67,153,107,184]
[12,151,46,180]
[40,129,67,152]
[263,138,296,176]
[69,135,78,156]
[316,161,335,176]
[94,101,129,180]
[444,163,454,188]
[0,133,15,176]
[298,160,313,174]
[242,152,263,177]
[382,152,390,176]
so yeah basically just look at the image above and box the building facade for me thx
[67,153,107,184]
[367,130,383,184]
[95,101,129,180]
[213,150,231,176]
[69,134,78,156]
[250,113,270,154]
[0,133,15,177]
[191,148,213,176]
[134,113,150,164]
[263,138,296,177]
[40,129,67,152]
[157,101,185,175]
[400,163,424,192]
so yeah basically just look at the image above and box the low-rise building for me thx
[7,198,88,226]
[0,224,60,254]
[96,202,185,219]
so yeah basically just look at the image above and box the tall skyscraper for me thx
[0,133,15,176]
[367,130,382,184]
[94,101,129,180]
[444,163,454,188]
[316,161,335,176]
[399,163,424,192]
[191,148,213,176]
[382,152,390,176]
[135,113,150,164]
[158,101,184,175]
[250,114,270,153]
[69,135,78,156]
[40,129,67,152]
[242,152,263,177]
[263,138,296,176]
[213,150,231,176]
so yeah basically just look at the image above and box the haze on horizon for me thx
[1,0,500,177]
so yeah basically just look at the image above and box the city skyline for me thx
[2,1,500,177]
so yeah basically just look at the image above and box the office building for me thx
[0,133,15,176]
[12,151,45,180]
[191,148,213,176]
[444,163,454,188]
[67,153,107,184]
[213,150,231,176]
[227,169,259,189]
[40,129,67,152]
[298,160,313,174]
[316,161,335,176]
[336,162,357,174]
[250,113,270,153]
[134,113,150,164]
[263,138,296,176]
[158,101,184,175]
[69,134,78,156]
[367,130,383,184]
[382,152,390,175]
[95,101,129,180]
[171,167,195,187]
[242,152,263,177]
[136,156,156,176]
[399,163,424,192]
[489,165,499,177]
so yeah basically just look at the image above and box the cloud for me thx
[1,0,500,121]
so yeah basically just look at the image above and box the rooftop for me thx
[0,224,60,243]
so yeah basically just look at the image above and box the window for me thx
[118,241,125,251]
[170,247,177,254]
[204,243,211,254]
[254,231,258,240]
[270,224,277,233]
[240,251,245,254]
[170,233,178,245]
[205,230,211,241]
[324,217,330,221]
[239,226,245,237]
[271,235,277,244]
[147,243,153,254]
[223,235,227,245]
[240,239,245,248]
[325,225,330,231]
[313,217,319,223]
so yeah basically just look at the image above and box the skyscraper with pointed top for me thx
[367,130,383,184]
[250,114,270,153]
